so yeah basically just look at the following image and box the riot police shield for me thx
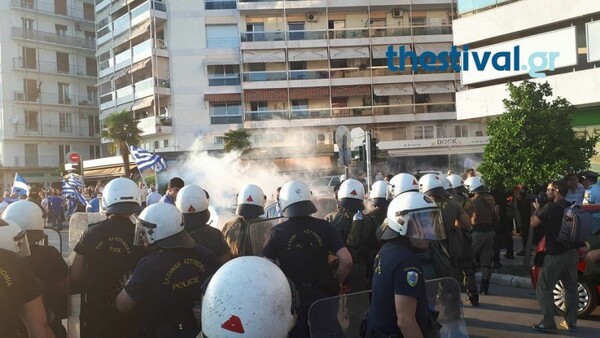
[67,212,106,338]
[248,217,286,255]
[215,210,237,231]
[43,227,63,256]
[425,277,469,338]
[308,291,371,338]
[313,196,338,219]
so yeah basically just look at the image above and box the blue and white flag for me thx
[61,180,87,206]
[11,173,30,196]
[129,145,167,172]
[66,173,83,188]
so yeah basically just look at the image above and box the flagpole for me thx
[127,143,149,188]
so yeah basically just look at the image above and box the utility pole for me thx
[365,130,372,190]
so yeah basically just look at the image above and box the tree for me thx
[223,128,251,154]
[100,110,142,178]
[478,81,598,190]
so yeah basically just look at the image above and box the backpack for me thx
[558,202,593,247]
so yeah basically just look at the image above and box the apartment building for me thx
[97,0,487,174]
[453,0,600,171]
[0,0,100,190]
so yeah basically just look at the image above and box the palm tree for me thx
[223,128,251,154]
[100,110,142,177]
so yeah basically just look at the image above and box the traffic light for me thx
[370,137,378,161]
[357,145,365,161]
[71,162,80,174]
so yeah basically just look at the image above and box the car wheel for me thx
[553,274,598,318]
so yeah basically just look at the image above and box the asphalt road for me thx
[463,284,600,337]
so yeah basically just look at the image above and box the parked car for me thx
[530,204,600,317]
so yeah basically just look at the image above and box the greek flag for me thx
[129,145,167,172]
[11,173,30,196]
[66,173,83,188]
[61,180,87,206]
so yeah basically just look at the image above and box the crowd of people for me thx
[2,168,600,338]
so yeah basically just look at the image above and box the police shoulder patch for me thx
[406,270,419,287]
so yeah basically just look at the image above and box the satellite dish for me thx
[350,127,365,148]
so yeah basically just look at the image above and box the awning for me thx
[331,85,371,97]
[243,49,286,63]
[374,84,414,96]
[414,81,455,94]
[289,87,329,99]
[131,96,154,111]
[205,55,240,66]
[288,48,329,61]
[130,22,151,41]
[204,93,242,102]
[414,43,452,55]
[273,156,333,172]
[372,45,411,59]
[129,59,151,74]
[244,89,287,102]
[84,164,137,180]
[330,46,370,59]
[112,67,129,81]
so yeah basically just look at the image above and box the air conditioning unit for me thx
[392,9,404,18]
[14,92,25,101]
[316,133,327,145]
[306,13,318,22]
[75,23,82,31]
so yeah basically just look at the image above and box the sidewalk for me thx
[477,233,535,289]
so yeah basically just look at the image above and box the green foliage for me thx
[478,81,599,190]
[223,128,251,153]
[100,110,142,177]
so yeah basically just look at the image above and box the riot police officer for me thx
[262,180,352,338]
[116,202,219,338]
[363,180,391,280]
[3,200,69,336]
[221,184,267,257]
[0,218,54,338]
[70,177,150,338]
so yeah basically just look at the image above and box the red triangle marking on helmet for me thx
[350,189,357,196]
[188,205,196,213]
[246,195,254,202]
[412,179,418,185]
[222,315,245,333]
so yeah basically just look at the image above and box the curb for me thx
[475,272,533,289]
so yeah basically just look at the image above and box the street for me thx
[464,284,600,337]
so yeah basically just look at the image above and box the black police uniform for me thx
[124,244,219,338]
[184,215,230,258]
[262,216,345,338]
[1,248,43,338]
[366,239,429,338]
[74,215,150,338]
[24,243,69,338]
[363,206,386,280]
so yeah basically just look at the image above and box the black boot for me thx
[480,279,490,295]
[467,291,480,307]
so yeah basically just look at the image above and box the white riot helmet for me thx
[101,177,142,214]
[464,176,486,193]
[202,256,296,338]
[370,180,391,208]
[447,174,468,194]
[134,202,195,249]
[279,180,317,217]
[0,219,30,256]
[2,200,44,231]
[236,184,266,218]
[440,176,452,191]
[337,178,365,211]
[418,174,450,197]
[382,192,445,241]
[389,173,419,197]
[176,184,209,214]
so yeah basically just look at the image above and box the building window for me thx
[210,102,242,124]
[414,125,434,139]
[89,145,101,159]
[58,144,71,163]
[58,82,70,104]
[245,23,265,42]
[393,127,407,140]
[83,3,95,21]
[25,111,39,131]
[455,124,469,138]
[88,115,100,136]
[57,52,69,73]
[87,86,98,105]
[22,18,34,30]
[437,125,447,138]
[250,101,268,111]
[55,24,67,36]
[205,0,236,10]
[206,25,239,48]
[207,65,240,86]
[59,112,72,133]
[154,141,160,149]
[214,136,225,145]
[163,139,169,148]
[22,47,36,69]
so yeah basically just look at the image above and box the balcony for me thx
[12,123,95,138]
[11,0,95,22]
[103,77,171,108]
[12,27,95,51]
[13,91,98,108]
[13,57,97,78]
[137,115,173,136]
[11,155,59,168]
[112,1,167,38]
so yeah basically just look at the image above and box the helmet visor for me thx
[13,231,31,257]
[392,208,445,240]
[133,217,157,246]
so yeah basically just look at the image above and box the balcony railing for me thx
[12,123,93,138]
[12,0,95,22]
[13,57,97,77]
[241,25,452,42]
[11,155,59,168]
[14,91,98,107]
[208,76,241,86]
[12,27,95,50]
[137,115,173,136]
